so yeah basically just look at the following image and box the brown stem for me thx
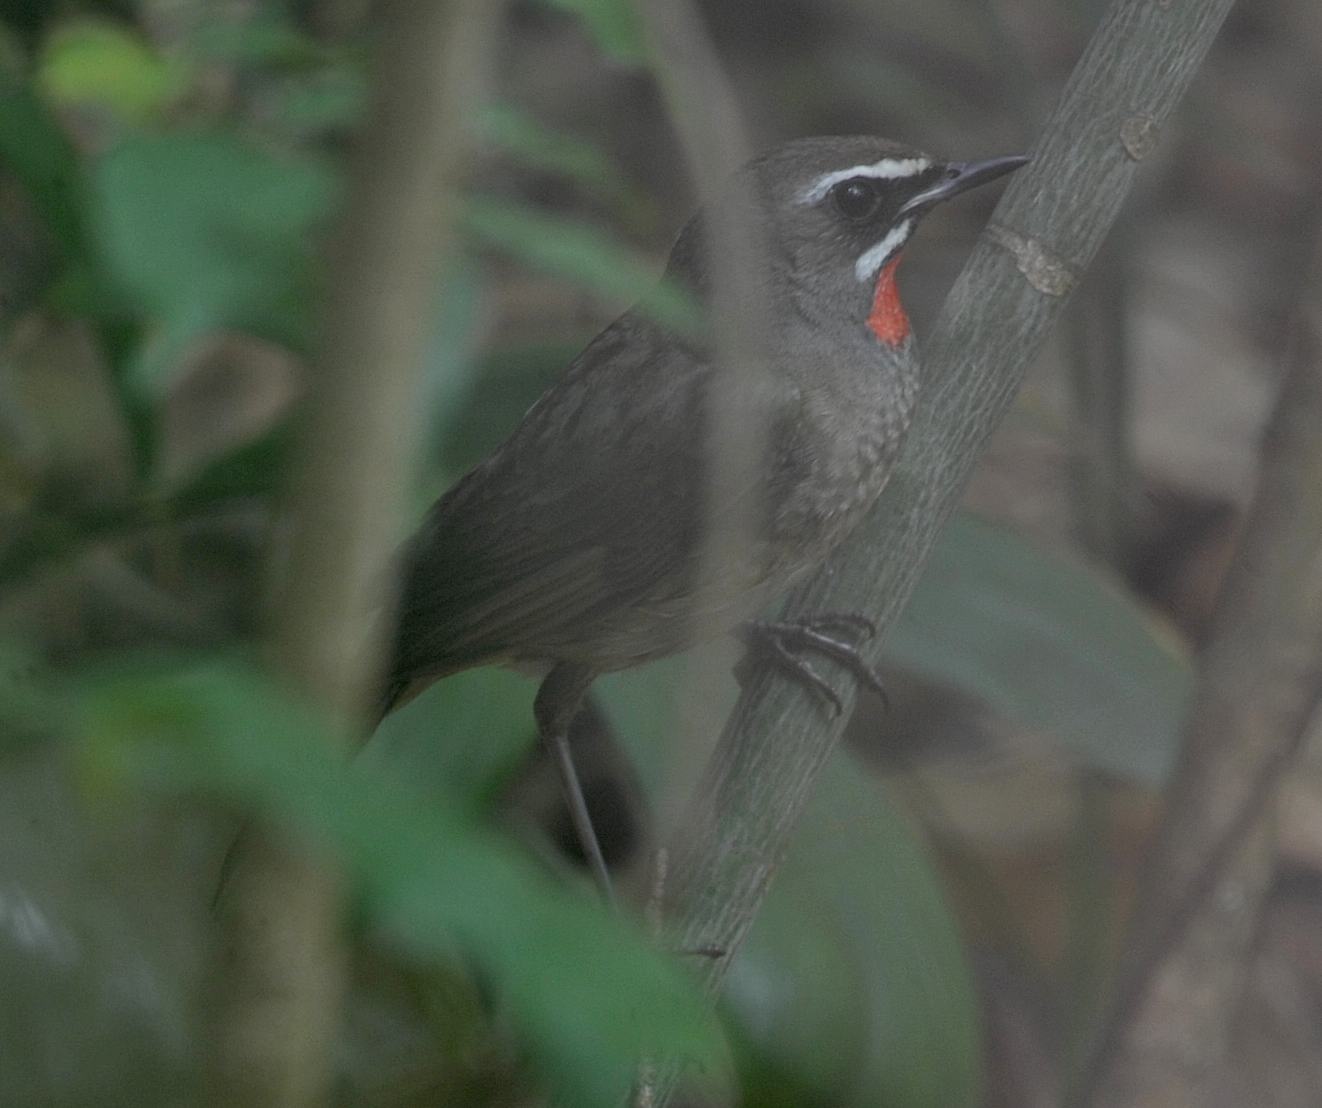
[204,3,502,1104]
[632,0,771,830]
[1081,250,1322,1105]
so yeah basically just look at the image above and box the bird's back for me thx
[382,308,917,717]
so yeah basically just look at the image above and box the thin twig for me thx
[1081,247,1322,1106]
[205,3,501,1104]
[632,847,671,1108]
[646,0,1238,1098]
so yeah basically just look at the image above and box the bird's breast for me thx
[772,344,920,560]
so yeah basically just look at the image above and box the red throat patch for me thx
[867,253,910,347]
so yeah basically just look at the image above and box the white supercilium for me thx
[798,157,932,205]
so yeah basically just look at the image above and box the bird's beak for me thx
[896,154,1030,220]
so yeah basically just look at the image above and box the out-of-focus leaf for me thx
[0,638,59,752]
[268,69,367,135]
[37,19,188,122]
[167,419,293,511]
[89,131,337,392]
[0,502,139,589]
[415,255,488,482]
[890,513,1191,783]
[0,748,210,1105]
[366,666,538,811]
[2,314,134,507]
[596,658,979,1106]
[464,198,702,338]
[188,8,325,68]
[728,753,982,1107]
[0,75,85,261]
[73,656,727,1107]
[538,0,648,63]
[594,653,692,794]
[479,105,635,207]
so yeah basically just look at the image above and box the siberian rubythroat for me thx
[380,136,1026,896]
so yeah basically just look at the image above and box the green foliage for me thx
[465,197,704,338]
[729,755,982,1108]
[89,131,337,392]
[0,73,85,270]
[538,0,648,63]
[367,666,538,812]
[186,7,329,69]
[73,655,728,1107]
[480,104,638,208]
[37,19,187,122]
[0,637,57,753]
[890,513,1191,783]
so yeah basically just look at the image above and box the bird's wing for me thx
[387,314,719,688]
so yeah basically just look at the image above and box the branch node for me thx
[986,224,1077,296]
[1120,114,1160,160]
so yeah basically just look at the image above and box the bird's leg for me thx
[534,662,615,906]
[739,612,887,717]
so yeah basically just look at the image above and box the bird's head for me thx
[667,135,1027,350]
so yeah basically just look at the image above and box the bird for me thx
[378,135,1027,898]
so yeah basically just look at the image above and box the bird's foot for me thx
[739,612,887,717]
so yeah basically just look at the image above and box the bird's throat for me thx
[867,254,910,347]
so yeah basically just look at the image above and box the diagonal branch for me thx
[652,0,1239,1089]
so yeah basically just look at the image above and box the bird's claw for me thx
[740,613,888,716]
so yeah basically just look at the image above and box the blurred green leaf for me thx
[38,19,188,122]
[188,8,325,68]
[72,655,727,1106]
[0,748,206,1105]
[479,105,636,207]
[538,0,648,63]
[168,419,293,511]
[0,502,139,589]
[415,255,489,483]
[366,666,537,811]
[890,514,1191,783]
[89,131,337,392]
[267,68,367,136]
[0,74,85,262]
[728,753,981,1108]
[0,637,59,752]
[464,198,703,338]
[594,653,692,794]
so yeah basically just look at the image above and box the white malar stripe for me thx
[854,220,913,282]
[799,157,931,204]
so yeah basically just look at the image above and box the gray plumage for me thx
[382,136,1024,715]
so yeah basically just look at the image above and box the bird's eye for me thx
[830,177,882,221]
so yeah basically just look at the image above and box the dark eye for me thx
[830,177,882,221]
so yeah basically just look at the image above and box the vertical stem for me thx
[1082,252,1322,1105]
[632,0,769,829]
[205,3,502,1104]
